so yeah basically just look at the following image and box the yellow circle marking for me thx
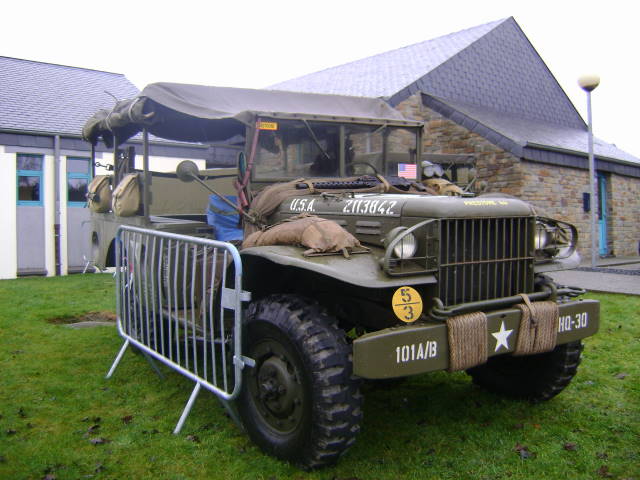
[392,286,423,323]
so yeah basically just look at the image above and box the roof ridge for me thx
[506,21,586,129]
[385,17,512,103]
[378,16,509,57]
[0,55,126,76]
[269,17,509,89]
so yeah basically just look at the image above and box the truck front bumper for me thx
[352,298,599,379]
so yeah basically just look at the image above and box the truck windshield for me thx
[253,120,418,181]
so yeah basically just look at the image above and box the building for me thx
[271,17,640,259]
[0,57,233,279]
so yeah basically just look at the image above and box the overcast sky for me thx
[3,0,638,157]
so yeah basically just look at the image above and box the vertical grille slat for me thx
[438,217,535,306]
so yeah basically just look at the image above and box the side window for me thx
[17,154,44,206]
[67,157,91,207]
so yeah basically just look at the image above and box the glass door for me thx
[597,172,608,256]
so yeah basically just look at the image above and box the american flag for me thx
[398,163,418,179]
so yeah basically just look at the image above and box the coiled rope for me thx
[447,311,488,372]
[514,294,558,356]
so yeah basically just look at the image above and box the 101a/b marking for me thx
[396,341,438,363]
[558,312,588,333]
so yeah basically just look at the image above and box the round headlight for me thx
[393,232,418,259]
[534,224,550,250]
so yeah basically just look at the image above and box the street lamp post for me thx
[578,74,600,268]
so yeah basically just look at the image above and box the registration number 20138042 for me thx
[558,312,589,333]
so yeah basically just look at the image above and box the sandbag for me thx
[423,178,464,196]
[112,173,140,217]
[87,175,112,213]
[242,214,362,256]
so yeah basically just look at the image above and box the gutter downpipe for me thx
[44,135,59,276]
[143,129,150,220]
[55,134,68,276]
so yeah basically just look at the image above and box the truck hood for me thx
[276,193,536,220]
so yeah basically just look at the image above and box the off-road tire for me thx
[466,341,583,401]
[237,294,362,469]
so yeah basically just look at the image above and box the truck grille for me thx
[438,217,535,306]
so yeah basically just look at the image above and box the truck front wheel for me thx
[237,294,362,469]
[466,341,583,401]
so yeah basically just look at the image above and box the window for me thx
[67,157,91,206]
[17,154,44,205]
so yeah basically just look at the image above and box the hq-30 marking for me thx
[558,312,589,333]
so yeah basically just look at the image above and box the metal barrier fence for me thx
[106,225,252,433]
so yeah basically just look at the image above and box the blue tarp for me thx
[206,195,243,242]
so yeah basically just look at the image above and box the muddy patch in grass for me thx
[47,311,116,327]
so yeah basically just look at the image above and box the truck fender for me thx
[240,245,436,289]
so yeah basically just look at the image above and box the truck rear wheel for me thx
[237,294,362,469]
[466,341,583,401]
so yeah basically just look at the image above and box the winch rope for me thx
[514,294,558,355]
[446,311,488,371]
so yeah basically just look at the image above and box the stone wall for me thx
[395,94,524,196]
[395,92,640,259]
[609,173,640,256]
[520,161,592,257]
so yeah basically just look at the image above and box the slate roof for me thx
[271,18,505,99]
[270,18,639,167]
[0,56,139,137]
[423,95,640,165]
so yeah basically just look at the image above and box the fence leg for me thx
[174,382,201,434]
[219,398,244,430]
[141,351,165,380]
[106,339,130,379]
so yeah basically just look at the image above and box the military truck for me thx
[84,83,599,469]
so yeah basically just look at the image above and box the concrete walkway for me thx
[547,256,640,296]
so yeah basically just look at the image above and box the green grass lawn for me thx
[0,274,638,480]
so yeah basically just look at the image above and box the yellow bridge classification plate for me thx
[392,286,423,323]
[257,121,278,131]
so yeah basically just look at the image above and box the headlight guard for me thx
[534,217,578,261]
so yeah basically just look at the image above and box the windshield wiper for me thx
[302,120,331,160]
[372,123,388,136]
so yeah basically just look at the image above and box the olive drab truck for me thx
[84,83,599,469]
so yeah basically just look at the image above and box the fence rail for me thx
[106,225,252,433]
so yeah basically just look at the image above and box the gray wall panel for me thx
[67,208,92,270]
[17,206,45,273]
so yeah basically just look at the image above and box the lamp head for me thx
[578,74,600,92]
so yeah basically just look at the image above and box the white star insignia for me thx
[492,321,513,352]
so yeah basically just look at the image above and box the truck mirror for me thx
[176,160,200,183]
[237,151,247,178]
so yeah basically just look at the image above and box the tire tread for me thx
[467,341,583,402]
[239,294,362,469]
